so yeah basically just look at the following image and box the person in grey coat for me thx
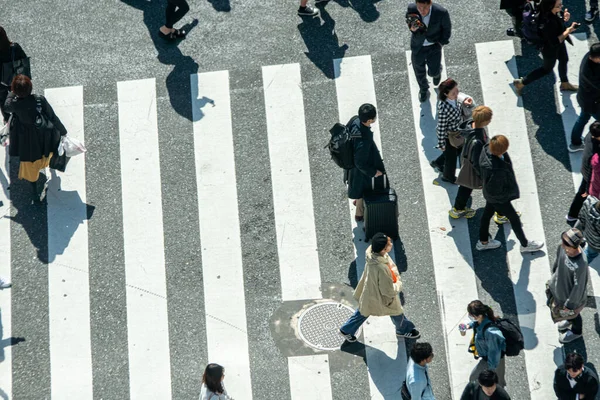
[346,103,385,222]
[567,122,600,222]
[577,195,600,264]
[548,228,589,344]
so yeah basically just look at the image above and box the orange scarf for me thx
[387,263,398,283]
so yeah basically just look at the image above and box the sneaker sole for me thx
[559,335,582,344]
[298,11,319,16]
[520,246,543,253]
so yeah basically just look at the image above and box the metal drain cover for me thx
[298,302,357,351]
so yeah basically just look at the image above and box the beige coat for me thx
[353,246,403,317]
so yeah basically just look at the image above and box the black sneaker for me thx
[419,90,428,103]
[429,160,443,173]
[433,75,441,86]
[397,329,421,339]
[339,329,357,343]
[586,8,598,23]
[298,4,319,16]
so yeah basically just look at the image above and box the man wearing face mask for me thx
[554,352,599,400]
[460,370,511,400]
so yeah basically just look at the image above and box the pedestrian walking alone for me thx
[159,0,190,40]
[554,352,599,400]
[200,363,233,400]
[477,135,544,252]
[568,43,600,152]
[406,0,451,102]
[546,228,588,344]
[339,232,421,342]
[0,26,27,123]
[449,105,492,219]
[513,0,579,96]
[430,78,472,183]
[346,103,385,222]
[567,122,600,222]
[4,75,67,203]
[460,370,511,400]
[577,195,600,264]
[404,342,435,399]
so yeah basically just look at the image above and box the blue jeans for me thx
[340,308,415,336]
[571,110,600,145]
[586,246,600,264]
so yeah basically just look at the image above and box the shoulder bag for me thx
[1,44,31,87]
[456,136,483,189]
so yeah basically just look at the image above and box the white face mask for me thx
[468,315,476,322]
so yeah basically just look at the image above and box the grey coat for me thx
[346,116,385,200]
[549,245,589,311]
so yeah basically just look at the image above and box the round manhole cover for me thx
[298,302,358,351]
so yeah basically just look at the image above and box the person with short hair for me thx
[0,26,27,123]
[547,228,588,343]
[477,135,544,252]
[200,363,232,400]
[346,103,385,222]
[577,195,600,264]
[568,43,600,152]
[339,233,420,342]
[460,370,511,400]
[406,0,452,102]
[405,342,435,399]
[567,122,600,222]
[554,352,599,400]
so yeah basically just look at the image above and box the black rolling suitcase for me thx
[363,175,399,241]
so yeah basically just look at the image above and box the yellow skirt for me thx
[19,153,52,182]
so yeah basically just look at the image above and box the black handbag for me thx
[49,152,69,172]
[1,45,31,87]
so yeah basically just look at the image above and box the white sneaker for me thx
[520,240,544,253]
[557,320,572,332]
[0,276,11,289]
[559,330,582,344]
[476,239,502,251]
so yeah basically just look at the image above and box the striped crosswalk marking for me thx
[117,78,172,399]
[406,49,480,398]
[191,71,253,399]
[288,355,333,400]
[478,40,559,400]
[0,139,11,398]
[45,86,93,398]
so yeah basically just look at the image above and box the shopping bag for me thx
[58,136,87,157]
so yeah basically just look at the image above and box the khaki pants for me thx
[469,357,506,387]
[355,198,364,217]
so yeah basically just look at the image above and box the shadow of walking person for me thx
[298,5,349,79]
[207,0,231,12]
[0,307,25,365]
[120,0,200,121]
[330,0,381,22]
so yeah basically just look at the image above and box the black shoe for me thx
[586,8,599,23]
[441,176,456,184]
[433,75,441,86]
[339,329,357,343]
[429,160,443,173]
[419,90,428,103]
[298,4,319,16]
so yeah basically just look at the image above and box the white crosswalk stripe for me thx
[3,38,598,399]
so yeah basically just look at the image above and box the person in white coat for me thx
[199,363,233,400]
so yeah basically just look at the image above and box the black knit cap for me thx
[371,232,389,253]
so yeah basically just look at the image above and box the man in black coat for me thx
[406,0,451,102]
[567,122,600,223]
[554,352,599,400]
[569,43,600,152]
[346,103,384,222]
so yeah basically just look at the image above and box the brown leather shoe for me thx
[513,78,525,96]
[560,82,578,92]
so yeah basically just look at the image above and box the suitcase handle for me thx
[371,174,389,191]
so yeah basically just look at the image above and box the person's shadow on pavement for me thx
[298,5,349,79]
[329,0,381,22]
[0,307,25,366]
[207,0,231,12]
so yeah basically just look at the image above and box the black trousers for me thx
[505,7,524,35]
[523,43,569,85]
[454,185,473,210]
[0,85,9,123]
[165,0,190,29]
[434,139,461,181]
[411,43,442,92]
[569,314,583,335]
[479,201,528,246]
[568,179,588,219]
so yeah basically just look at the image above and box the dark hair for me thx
[416,0,432,3]
[467,300,497,321]
[11,74,32,97]
[410,342,433,364]
[202,363,225,394]
[590,121,600,138]
[590,43,600,58]
[539,0,559,16]
[438,78,457,101]
[565,353,585,371]
[478,370,499,387]
[0,27,10,53]
[358,103,377,123]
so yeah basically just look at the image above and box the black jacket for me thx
[406,3,452,51]
[460,382,511,400]
[479,146,520,204]
[346,116,385,200]
[577,52,600,115]
[540,12,572,50]
[0,42,27,65]
[554,365,599,400]
[500,0,526,9]
[581,133,598,183]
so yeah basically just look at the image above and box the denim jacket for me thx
[469,318,506,370]
[406,359,435,400]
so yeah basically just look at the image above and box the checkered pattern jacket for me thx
[436,99,462,149]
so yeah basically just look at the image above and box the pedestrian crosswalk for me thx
[0,38,598,400]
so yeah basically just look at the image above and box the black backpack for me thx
[326,117,361,169]
[483,318,525,357]
[521,1,544,46]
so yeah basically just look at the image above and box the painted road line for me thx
[45,86,93,398]
[477,40,561,399]
[262,63,322,301]
[191,71,253,398]
[0,133,11,398]
[288,355,333,400]
[406,49,479,398]
[334,55,408,399]
[117,78,172,399]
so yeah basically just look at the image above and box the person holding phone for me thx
[513,0,579,96]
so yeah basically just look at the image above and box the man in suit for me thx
[406,0,452,102]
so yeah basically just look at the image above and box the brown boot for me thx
[560,82,579,92]
[513,78,525,96]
